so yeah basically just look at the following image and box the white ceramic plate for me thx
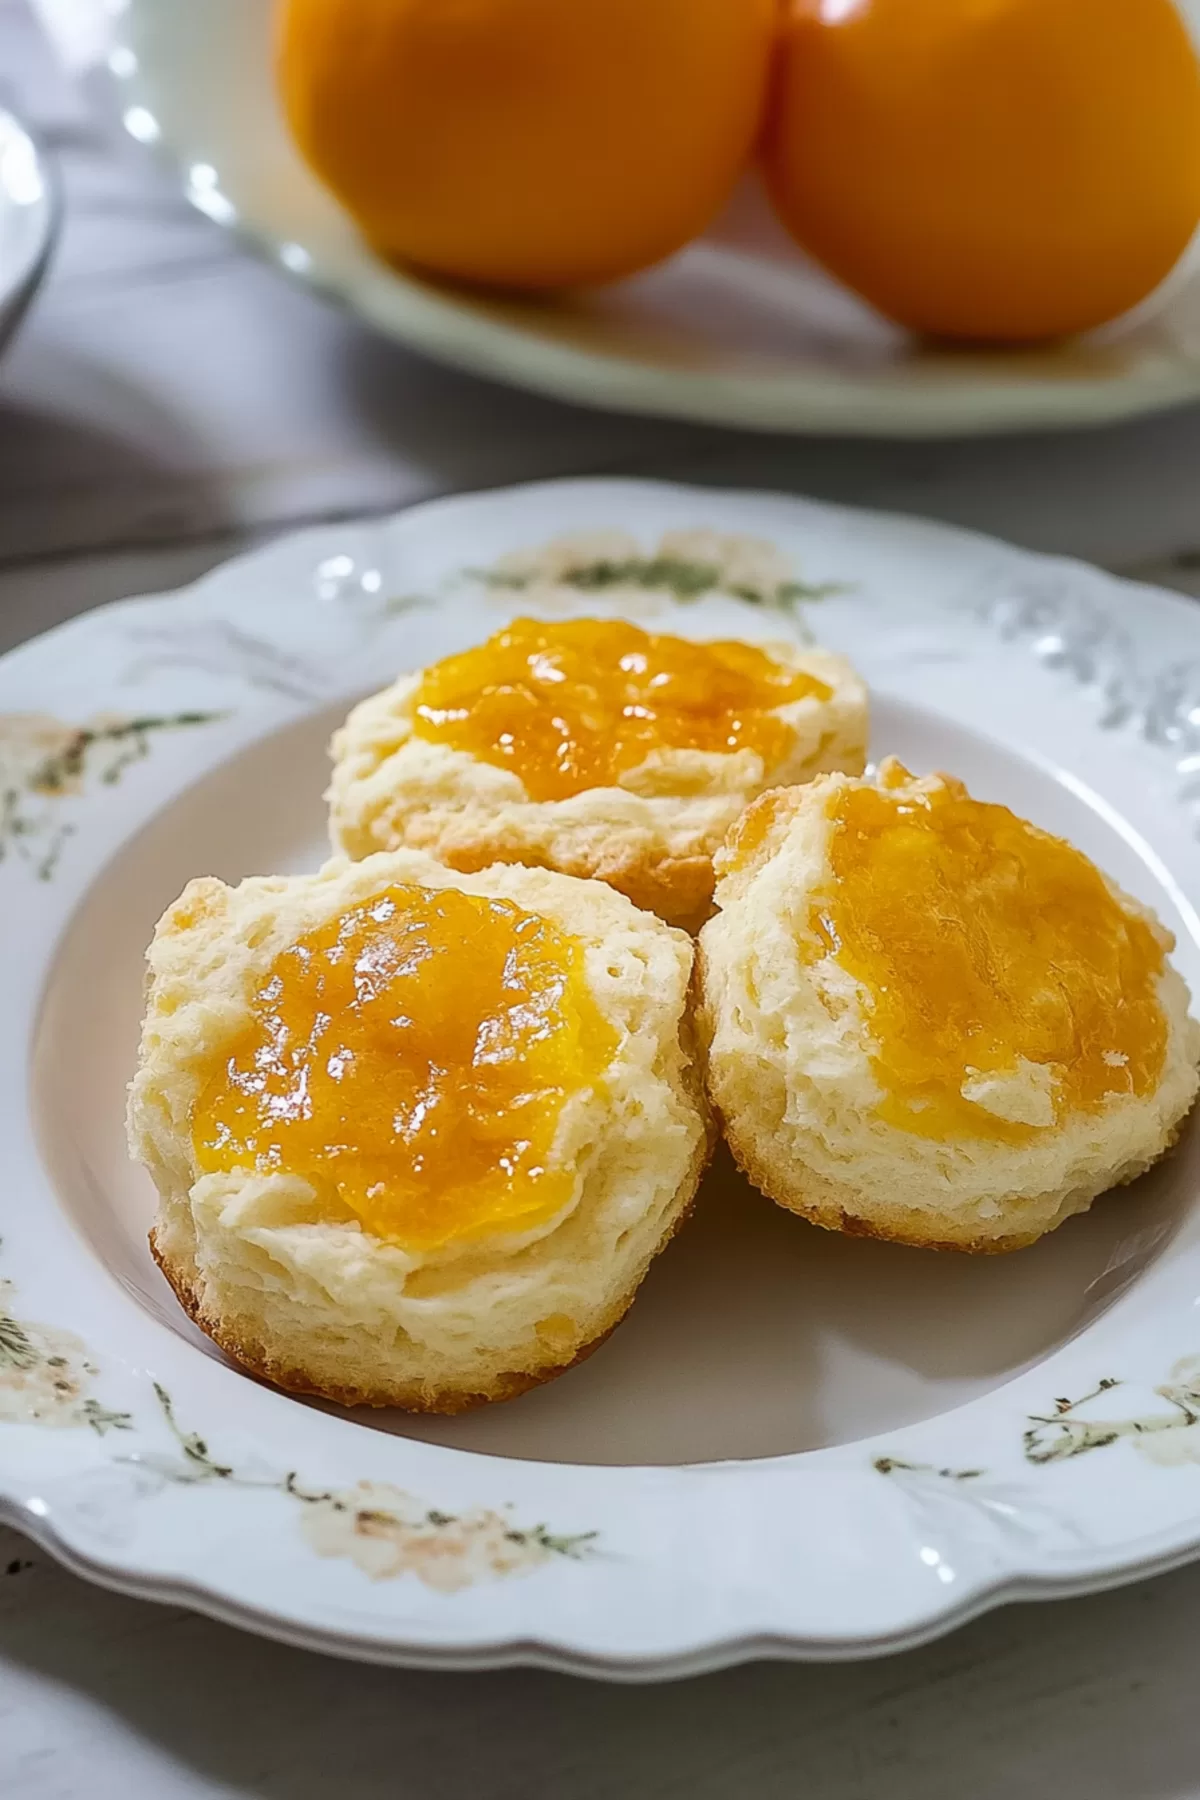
[97,0,1200,439]
[6,477,1200,1678]
[0,106,57,357]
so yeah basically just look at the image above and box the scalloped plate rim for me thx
[5,476,1200,1675]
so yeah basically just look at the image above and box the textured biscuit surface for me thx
[129,851,712,1410]
[327,635,867,929]
[697,768,1200,1252]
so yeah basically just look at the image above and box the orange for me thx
[763,0,1200,342]
[277,0,777,291]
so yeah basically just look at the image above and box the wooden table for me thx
[6,2,1200,1793]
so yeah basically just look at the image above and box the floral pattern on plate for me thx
[0,709,221,880]
[1,1268,595,1593]
[0,1275,132,1435]
[470,527,842,616]
[1025,1363,1200,1467]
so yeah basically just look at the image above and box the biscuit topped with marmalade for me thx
[700,760,1200,1253]
[130,850,711,1412]
[329,616,868,929]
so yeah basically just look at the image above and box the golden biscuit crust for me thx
[150,1227,629,1410]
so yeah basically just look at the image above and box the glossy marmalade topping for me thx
[813,762,1168,1142]
[410,617,830,801]
[192,885,616,1251]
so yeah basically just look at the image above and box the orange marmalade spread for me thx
[193,885,616,1250]
[722,789,792,874]
[813,764,1167,1142]
[410,617,830,801]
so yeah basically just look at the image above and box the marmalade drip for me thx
[192,885,616,1251]
[410,617,830,801]
[814,764,1168,1142]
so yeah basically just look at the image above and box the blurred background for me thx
[6,0,1200,669]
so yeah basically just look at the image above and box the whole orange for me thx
[278,0,777,291]
[763,0,1200,342]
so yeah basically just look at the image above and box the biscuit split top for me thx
[192,884,616,1251]
[410,616,830,801]
[811,762,1168,1142]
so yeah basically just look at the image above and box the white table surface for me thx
[6,2,1200,1793]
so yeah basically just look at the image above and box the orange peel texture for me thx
[764,0,1200,341]
[278,0,777,290]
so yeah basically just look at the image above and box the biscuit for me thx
[327,617,867,929]
[129,851,712,1410]
[698,761,1200,1252]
